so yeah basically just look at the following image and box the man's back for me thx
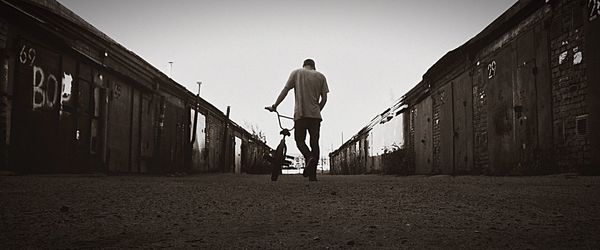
[267,58,328,181]
[285,68,329,120]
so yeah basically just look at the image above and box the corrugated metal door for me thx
[453,71,474,173]
[158,98,186,173]
[107,79,132,172]
[486,45,517,174]
[207,116,223,172]
[414,97,433,174]
[438,83,454,174]
[515,30,538,172]
[139,94,156,173]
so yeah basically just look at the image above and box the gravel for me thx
[1,174,599,249]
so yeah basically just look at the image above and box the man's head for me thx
[303,59,316,70]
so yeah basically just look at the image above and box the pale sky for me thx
[58,0,516,157]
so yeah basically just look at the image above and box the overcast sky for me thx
[58,0,516,157]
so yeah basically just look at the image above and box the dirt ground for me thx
[1,174,599,249]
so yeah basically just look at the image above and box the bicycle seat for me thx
[280,129,291,136]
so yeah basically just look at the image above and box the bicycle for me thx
[264,107,294,181]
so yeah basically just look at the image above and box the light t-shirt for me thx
[284,68,329,121]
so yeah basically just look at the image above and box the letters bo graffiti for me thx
[18,44,62,110]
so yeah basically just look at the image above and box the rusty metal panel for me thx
[453,71,474,173]
[414,96,433,174]
[515,29,538,172]
[107,79,131,172]
[130,88,141,172]
[486,44,517,174]
[12,40,61,173]
[438,83,454,174]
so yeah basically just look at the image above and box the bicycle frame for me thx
[265,109,294,181]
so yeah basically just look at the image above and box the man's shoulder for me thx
[291,68,304,74]
[315,70,326,78]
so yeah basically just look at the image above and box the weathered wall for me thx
[586,0,600,173]
[549,0,590,172]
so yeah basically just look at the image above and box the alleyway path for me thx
[1,174,599,249]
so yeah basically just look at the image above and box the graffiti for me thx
[18,45,37,66]
[487,61,496,79]
[590,0,600,21]
[559,51,568,65]
[112,82,122,100]
[32,66,59,110]
[61,73,73,105]
[573,47,583,65]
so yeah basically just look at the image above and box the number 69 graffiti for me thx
[19,45,37,66]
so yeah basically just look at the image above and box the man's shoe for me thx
[307,157,318,181]
[303,157,315,177]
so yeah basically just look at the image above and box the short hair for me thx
[303,59,316,69]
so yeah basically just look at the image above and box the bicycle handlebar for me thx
[265,107,294,131]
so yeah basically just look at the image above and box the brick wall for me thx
[550,0,590,171]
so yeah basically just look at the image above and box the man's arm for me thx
[267,71,295,111]
[268,87,291,111]
[319,92,327,111]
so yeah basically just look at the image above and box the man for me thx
[266,59,329,181]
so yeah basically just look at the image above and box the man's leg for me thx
[294,119,312,175]
[307,119,321,179]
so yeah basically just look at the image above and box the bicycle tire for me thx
[271,140,287,181]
